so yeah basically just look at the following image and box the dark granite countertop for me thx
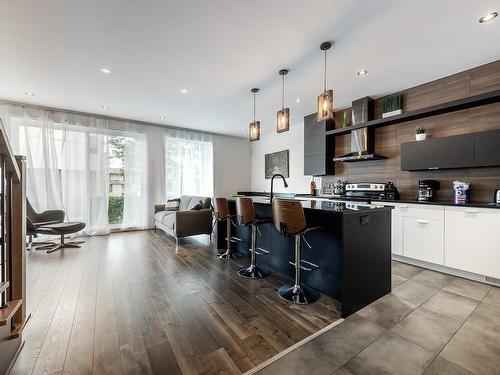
[228,196,393,214]
[295,194,500,209]
[374,199,500,209]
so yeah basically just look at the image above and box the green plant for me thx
[342,111,351,128]
[108,195,124,224]
[416,126,426,134]
[382,94,402,113]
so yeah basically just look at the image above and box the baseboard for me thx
[242,318,344,375]
[393,255,500,287]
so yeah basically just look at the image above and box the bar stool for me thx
[213,198,240,259]
[272,199,320,304]
[236,197,271,279]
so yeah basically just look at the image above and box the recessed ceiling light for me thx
[102,105,110,109]
[357,69,368,76]
[24,91,36,96]
[100,68,111,74]
[479,11,498,23]
[180,89,188,94]
[295,98,301,103]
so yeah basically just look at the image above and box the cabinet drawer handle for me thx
[465,210,479,214]
[417,219,428,224]
[399,205,409,209]
[428,167,439,170]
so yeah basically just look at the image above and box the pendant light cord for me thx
[324,49,327,92]
[282,74,285,109]
[253,92,256,122]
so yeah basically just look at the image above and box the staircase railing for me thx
[0,119,27,374]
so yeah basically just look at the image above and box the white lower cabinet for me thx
[403,216,444,264]
[391,214,403,255]
[445,207,500,279]
[387,202,500,279]
[384,203,445,264]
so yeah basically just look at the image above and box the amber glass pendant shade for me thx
[317,89,334,121]
[249,121,260,142]
[276,69,290,134]
[276,108,290,133]
[317,41,334,122]
[248,88,260,142]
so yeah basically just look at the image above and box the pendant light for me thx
[249,88,260,142]
[317,41,334,122]
[277,69,290,133]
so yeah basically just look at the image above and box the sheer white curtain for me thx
[121,122,148,230]
[164,129,213,199]
[0,104,149,234]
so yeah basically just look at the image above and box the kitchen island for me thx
[216,196,393,317]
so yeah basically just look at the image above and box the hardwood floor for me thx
[12,230,340,375]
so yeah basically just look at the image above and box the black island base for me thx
[216,196,393,317]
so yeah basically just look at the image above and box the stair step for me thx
[0,299,22,326]
[0,281,9,294]
[0,313,31,342]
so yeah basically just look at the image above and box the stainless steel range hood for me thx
[333,96,387,162]
[333,127,387,162]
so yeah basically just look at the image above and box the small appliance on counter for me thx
[345,182,400,200]
[453,181,470,204]
[318,180,346,198]
[417,180,440,202]
[333,180,346,196]
[495,189,500,205]
[310,180,317,196]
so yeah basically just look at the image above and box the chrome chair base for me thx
[278,283,319,304]
[238,265,270,279]
[27,240,56,250]
[36,239,85,253]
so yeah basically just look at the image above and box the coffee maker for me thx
[417,180,440,202]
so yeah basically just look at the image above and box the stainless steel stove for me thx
[345,182,400,200]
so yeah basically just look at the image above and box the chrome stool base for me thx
[278,283,319,305]
[238,265,270,279]
[217,250,240,260]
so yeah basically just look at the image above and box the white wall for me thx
[213,135,251,197]
[250,121,310,194]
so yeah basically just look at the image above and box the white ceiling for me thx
[1,0,499,137]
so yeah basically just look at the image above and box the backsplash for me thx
[322,60,500,203]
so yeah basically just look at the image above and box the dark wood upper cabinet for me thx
[401,129,500,171]
[474,129,500,167]
[401,134,475,171]
[304,113,335,176]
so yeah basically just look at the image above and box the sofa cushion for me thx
[179,196,191,211]
[179,195,211,211]
[165,198,180,211]
[154,210,176,224]
[163,213,175,229]
[190,201,203,210]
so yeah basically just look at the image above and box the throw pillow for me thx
[165,199,180,211]
[190,200,203,210]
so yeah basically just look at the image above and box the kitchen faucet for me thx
[270,174,288,201]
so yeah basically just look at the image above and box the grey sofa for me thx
[154,195,212,245]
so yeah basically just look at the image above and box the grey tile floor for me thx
[256,261,500,375]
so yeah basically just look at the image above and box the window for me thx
[108,135,126,225]
[165,131,213,199]
[13,116,148,233]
